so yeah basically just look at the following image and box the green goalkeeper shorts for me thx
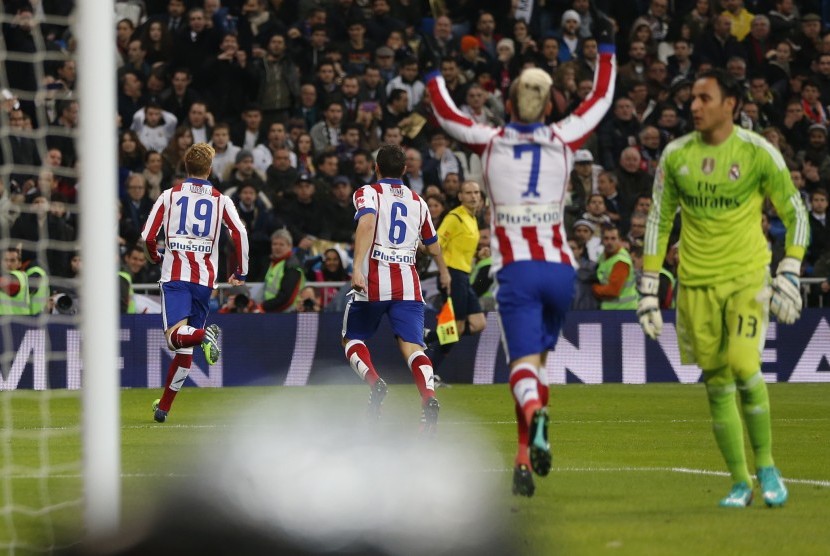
[676,267,770,378]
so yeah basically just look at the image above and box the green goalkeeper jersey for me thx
[644,127,809,286]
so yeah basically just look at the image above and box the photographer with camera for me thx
[219,284,263,314]
[295,285,321,313]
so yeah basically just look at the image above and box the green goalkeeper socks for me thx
[738,372,774,469]
[705,382,752,485]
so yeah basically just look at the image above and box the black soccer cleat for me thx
[529,408,551,476]
[152,399,167,423]
[420,396,440,435]
[367,378,388,420]
[512,464,535,497]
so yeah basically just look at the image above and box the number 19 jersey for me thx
[353,178,437,302]
[142,178,249,288]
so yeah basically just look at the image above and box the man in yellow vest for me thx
[0,248,31,315]
[261,229,305,312]
[592,225,639,309]
[25,263,50,315]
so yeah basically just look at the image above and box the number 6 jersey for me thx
[142,177,249,288]
[353,178,437,302]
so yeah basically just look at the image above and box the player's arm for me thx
[551,17,616,151]
[761,143,810,324]
[221,196,250,284]
[425,72,498,155]
[141,193,167,264]
[639,150,679,339]
[352,212,375,292]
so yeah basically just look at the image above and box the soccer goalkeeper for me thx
[638,69,809,508]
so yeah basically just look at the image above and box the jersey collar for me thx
[506,122,545,133]
[378,178,404,185]
[187,177,212,186]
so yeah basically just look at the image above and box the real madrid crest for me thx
[701,157,715,175]
[728,163,740,181]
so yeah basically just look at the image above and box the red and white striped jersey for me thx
[142,177,249,288]
[353,179,437,302]
[426,45,616,273]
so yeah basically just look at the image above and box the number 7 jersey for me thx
[142,178,249,288]
[353,178,437,302]
[425,44,616,274]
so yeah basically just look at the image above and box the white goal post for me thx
[77,0,120,540]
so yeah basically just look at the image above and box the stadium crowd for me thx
[2,0,830,314]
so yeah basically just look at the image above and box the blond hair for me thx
[184,143,215,177]
[509,68,553,123]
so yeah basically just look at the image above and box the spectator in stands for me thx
[599,97,641,170]
[627,211,648,250]
[402,148,425,194]
[807,188,830,276]
[309,248,351,308]
[461,83,503,127]
[232,104,266,152]
[582,193,611,233]
[695,13,744,69]
[250,32,300,126]
[314,152,340,199]
[567,149,598,230]
[793,13,823,71]
[294,132,316,176]
[796,124,830,185]
[259,229,304,312]
[352,150,375,185]
[616,147,653,200]
[768,0,797,43]
[572,219,602,262]
[11,192,73,278]
[233,182,279,281]
[742,15,772,75]
[121,173,153,232]
[162,125,193,178]
[419,15,457,72]
[264,147,297,206]
[425,194,447,229]
[219,283,264,313]
[310,101,344,155]
[202,33,255,124]
[184,101,213,145]
[801,80,827,125]
[118,39,151,82]
[171,7,221,89]
[140,19,174,67]
[667,39,695,81]
[4,109,41,187]
[386,57,424,112]
[457,35,489,84]
[598,171,630,235]
[122,243,160,285]
[365,0,406,46]
[118,130,148,193]
[160,68,198,123]
[223,150,267,197]
[281,173,324,246]
[781,98,812,153]
[142,150,170,200]
[592,225,638,310]
[210,123,242,182]
[617,41,649,92]
[423,129,463,188]
[321,175,356,243]
[638,125,662,176]
[132,102,178,153]
[118,71,148,131]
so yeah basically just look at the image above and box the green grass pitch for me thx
[2,383,829,555]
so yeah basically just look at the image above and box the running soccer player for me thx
[427,20,617,495]
[638,69,809,507]
[342,144,451,434]
[142,143,249,423]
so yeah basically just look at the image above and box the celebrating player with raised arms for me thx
[342,144,451,434]
[142,143,249,423]
[638,69,809,507]
[427,19,617,495]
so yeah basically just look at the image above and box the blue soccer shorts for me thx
[160,281,212,331]
[342,297,425,346]
[495,260,576,363]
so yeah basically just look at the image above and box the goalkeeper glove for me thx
[637,272,662,340]
[769,257,802,324]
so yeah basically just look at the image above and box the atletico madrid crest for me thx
[729,163,740,181]
[701,157,715,174]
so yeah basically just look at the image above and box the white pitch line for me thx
[9,467,830,487]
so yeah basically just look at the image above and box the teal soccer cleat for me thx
[757,466,788,507]
[529,408,551,476]
[201,324,221,365]
[719,482,753,508]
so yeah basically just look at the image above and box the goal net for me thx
[1,1,119,551]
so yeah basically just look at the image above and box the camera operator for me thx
[295,285,321,313]
[219,284,263,314]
